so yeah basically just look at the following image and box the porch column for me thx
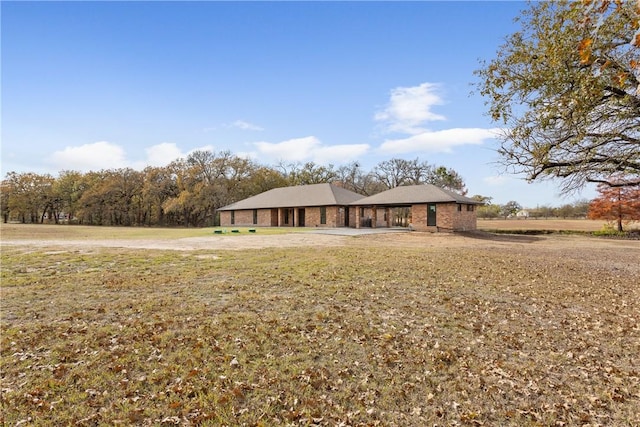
[355,207,361,229]
[371,206,377,228]
[386,207,392,227]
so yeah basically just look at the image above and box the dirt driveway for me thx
[1,232,349,251]
[2,228,638,253]
[3,229,639,279]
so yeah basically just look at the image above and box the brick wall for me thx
[220,203,477,230]
[257,209,273,226]
[411,204,428,231]
[435,203,456,231]
[219,211,231,226]
[410,203,477,232]
[220,206,344,227]
[305,207,322,227]
[221,209,253,226]
[452,204,477,231]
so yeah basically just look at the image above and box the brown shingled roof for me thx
[350,184,480,206]
[217,183,365,211]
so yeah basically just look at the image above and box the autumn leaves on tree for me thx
[475,0,639,194]
[0,154,469,226]
[588,183,640,232]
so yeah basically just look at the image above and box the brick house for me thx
[217,183,364,227]
[218,183,481,231]
[350,184,481,232]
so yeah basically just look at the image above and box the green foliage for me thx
[1,172,57,223]
[371,158,468,194]
[280,161,339,186]
[427,166,468,195]
[477,203,501,219]
[592,222,626,237]
[1,154,469,227]
[500,200,522,218]
[475,0,640,192]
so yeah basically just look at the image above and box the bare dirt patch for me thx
[1,233,349,252]
[2,224,637,253]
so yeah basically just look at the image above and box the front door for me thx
[298,208,305,227]
[427,203,437,226]
[344,207,350,227]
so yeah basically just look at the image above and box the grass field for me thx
[477,219,612,232]
[0,224,300,241]
[1,224,639,426]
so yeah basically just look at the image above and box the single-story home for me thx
[217,183,364,227]
[217,183,481,231]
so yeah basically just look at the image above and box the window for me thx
[320,207,326,225]
[457,204,462,212]
[467,205,474,212]
[253,209,258,225]
[230,211,235,225]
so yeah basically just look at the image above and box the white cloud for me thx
[136,144,213,169]
[252,137,370,164]
[145,142,184,167]
[49,141,128,172]
[48,141,217,172]
[230,120,264,131]
[312,144,370,164]
[253,137,323,162]
[375,82,446,135]
[483,175,511,186]
[204,120,264,133]
[186,145,215,156]
[379,128,500,154]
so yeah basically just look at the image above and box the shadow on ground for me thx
[459,230,543,243]
[308,227,410,236]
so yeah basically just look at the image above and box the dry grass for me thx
[0,224,300,241]
[478,219,612,232]
[1,226,639,426]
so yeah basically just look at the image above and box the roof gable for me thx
[350,184,480,206]
[218,183,365,211]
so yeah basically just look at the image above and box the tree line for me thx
[0,152,467,227]
[476,199,591,220]
[476,186,640,232]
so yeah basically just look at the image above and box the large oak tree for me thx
[475,0,639,193]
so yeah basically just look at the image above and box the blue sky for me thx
[1,1,596,207]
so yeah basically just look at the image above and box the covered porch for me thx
[353,205,418,229]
